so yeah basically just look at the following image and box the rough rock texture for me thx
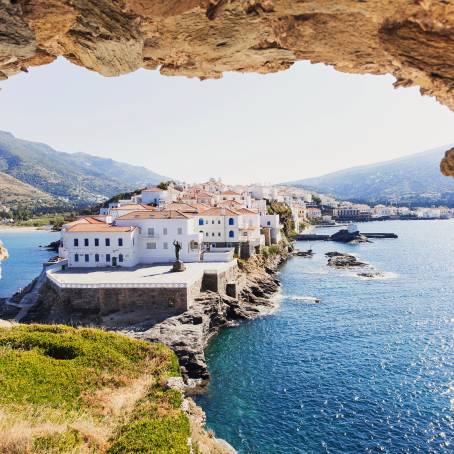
[330,229,370,244]
[0,241,8,261]
[326,251,367,268]
[1,1,454,112]
[16,246,288,382]
[440,147,454,178]
[140,251,285,382]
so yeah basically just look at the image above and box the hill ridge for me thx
[0,130,169,212]
[286,145,454,206]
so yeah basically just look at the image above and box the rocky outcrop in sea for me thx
[326,252,368,268]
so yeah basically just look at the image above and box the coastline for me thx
[140,248,289,384]
[0,226,51,232]
[0,244,291,454]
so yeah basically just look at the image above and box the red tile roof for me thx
[67,224,136,233]
[201,207,240,216]
[236,208,259,214]
[64,216,107,228]
[142,187,163,192]
[111,204,155,211]
[221,190,241,196]
[116,210,193,220]
[218,200,244,208]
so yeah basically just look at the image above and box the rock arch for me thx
[1,0,453,173]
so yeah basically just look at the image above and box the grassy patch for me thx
[108,387,190,454]
[0,324,189,453]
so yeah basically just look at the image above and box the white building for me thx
[196,207,264,249]
[306,207,322,220]
[115,210,203,263]
[109,204,156,218]
[372,205,397,218]
[260,214,283,244]
[140,187,175,206]
[61,210,204,268]
[60,223,139,268]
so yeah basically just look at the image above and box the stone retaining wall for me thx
[51,282,199,319]
[46,263,239,319]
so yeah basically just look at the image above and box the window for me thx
[267,221,271,226]
[85,254,89,262]
[84,238,89,246]
[147,242,156,249]
[105,238,110,246]
[218,220,221,224]
[163,227,168,235]
[206,232,209,237]
[163,242,168,250]
[106,254,111,262]
[148,227,154,236]
[177,227,182,235]
[212,232,215,236]
[212,220,215,224]
[229,230,234,238]
[198,218,204,226]
[229,218,235,225]
[94,238,99,246]
[119,254,124,263]
[74,238,79,247]
[74,254,79,262]
[205,220,208,225]
[95,254,99,262]
[118,238,123,246]
[218,232,221,237]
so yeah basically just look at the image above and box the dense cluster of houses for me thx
[59,180,290,268]
[14,179,451,269]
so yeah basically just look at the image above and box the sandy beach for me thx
[0,226,51,233]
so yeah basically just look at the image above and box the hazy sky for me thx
[0,58,453,184]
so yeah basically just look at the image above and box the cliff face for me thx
[2,1,454,112]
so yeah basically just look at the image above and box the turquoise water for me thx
[197,220,454,453]
[0,230,60,298]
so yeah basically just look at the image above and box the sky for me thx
[0,58,453,184]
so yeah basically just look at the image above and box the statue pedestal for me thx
[172,260,186,272]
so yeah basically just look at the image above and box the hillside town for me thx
[41,179,450,270]
[2,178,453,229]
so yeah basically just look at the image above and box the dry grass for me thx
[0,324,188,453]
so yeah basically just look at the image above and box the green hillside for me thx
[0,131,168,211]
[0,324,190,453]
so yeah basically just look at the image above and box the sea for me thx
[0,230,60,298]
[1,222,453,453]
[196,220,454,453]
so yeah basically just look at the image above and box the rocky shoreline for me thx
[0,246,289,454]
[138,251,286,384]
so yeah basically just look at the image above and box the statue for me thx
[173,240,182,261]
[172,240,185,272]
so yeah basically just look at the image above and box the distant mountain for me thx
[287,145,454,206]
[0,131,169,212]
[0,172,67,212]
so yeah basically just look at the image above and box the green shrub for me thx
[0,324,189,453]
[108,386,190,454]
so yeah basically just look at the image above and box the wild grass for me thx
[0,324,189,453]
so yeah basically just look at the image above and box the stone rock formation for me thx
[1,1,454,172]
[326,251,367,268]
[440,147,454,178]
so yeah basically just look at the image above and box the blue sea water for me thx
[0,230,60,298]
[197,220,454,453]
